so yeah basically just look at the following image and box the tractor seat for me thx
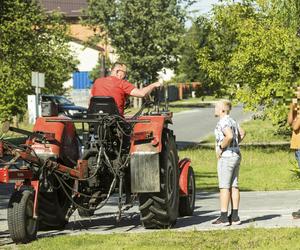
[88,96,120,116]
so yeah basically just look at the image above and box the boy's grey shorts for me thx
[217,151,241,189]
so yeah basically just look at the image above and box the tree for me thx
[196,0,300,127]
[258,0,300,31]
[197,1,256,97]
[229,18,300,126]
[0,0,77,121]
[175,16,211,84]
[83,0,193,84]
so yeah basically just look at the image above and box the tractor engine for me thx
[75,99,132,214]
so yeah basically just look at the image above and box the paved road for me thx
[1,186,300,246]
[171,105,252,147]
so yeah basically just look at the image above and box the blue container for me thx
[73,71,93,89]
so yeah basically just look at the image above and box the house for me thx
[39,0,116,106]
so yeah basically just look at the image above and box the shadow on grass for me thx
[197,144,289,150]
[195,172,216,179]
[178,141,291,152]
[176,141,199,150]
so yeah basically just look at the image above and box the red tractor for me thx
[0,96,195,243]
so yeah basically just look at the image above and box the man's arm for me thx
[130,82,161,98]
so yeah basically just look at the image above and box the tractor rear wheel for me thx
[38,181,71,230]
[139,129,179,229]
[7,190,38,243]
[179,167,196,216]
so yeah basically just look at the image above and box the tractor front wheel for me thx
[7,190,38,243]
[139,129,179,229]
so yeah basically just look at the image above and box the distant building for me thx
[39,0,88,21]
[39,0,115,93]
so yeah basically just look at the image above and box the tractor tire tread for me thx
[7,190,37,243]
[139,129,179,229]
[139,198,153,211]
[149,205,168,217]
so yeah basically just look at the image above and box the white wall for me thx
[63,41,100,89]
[70,41,99,71]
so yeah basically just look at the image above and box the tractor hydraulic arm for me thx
[0,140,88,181]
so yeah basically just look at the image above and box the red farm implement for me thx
[0,96,195,243]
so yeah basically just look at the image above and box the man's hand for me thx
[153,80,163,88]
[130,80,163,98]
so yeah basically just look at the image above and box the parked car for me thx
[41,95,87,117]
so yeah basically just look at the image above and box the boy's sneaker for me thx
[228,214,241,225]
[292,209,300,219]
[212,217,230,226]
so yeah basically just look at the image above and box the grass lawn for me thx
[179,146,299,191]
[170,95,219,105]
[202,118,291,144]
[179,118,299,191]
[14,228,300,250]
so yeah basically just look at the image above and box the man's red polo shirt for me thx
[90,76,135,115]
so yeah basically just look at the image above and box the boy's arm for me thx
[238,127,246,143]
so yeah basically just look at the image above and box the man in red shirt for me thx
[91,62,162,116]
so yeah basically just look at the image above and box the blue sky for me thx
[190,0,221,14]
[185,0,221,27]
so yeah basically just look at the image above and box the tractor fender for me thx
[179,158,192,196]
[129,116,170,193]
[130,116,167,154]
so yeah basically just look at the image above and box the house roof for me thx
[39,1,109,52]
[39,0,88,18]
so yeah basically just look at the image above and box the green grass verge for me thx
[15,228,300,250]
[179,146,299,191]
[180,118,298,191]
[239,118,290,144]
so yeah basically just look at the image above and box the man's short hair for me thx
[112,62,126,70]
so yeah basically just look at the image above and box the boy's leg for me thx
[213,157,231,225]
[231,187,240,210]
[229,154,241,224]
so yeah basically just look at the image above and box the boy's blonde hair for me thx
[217,99,232,113]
